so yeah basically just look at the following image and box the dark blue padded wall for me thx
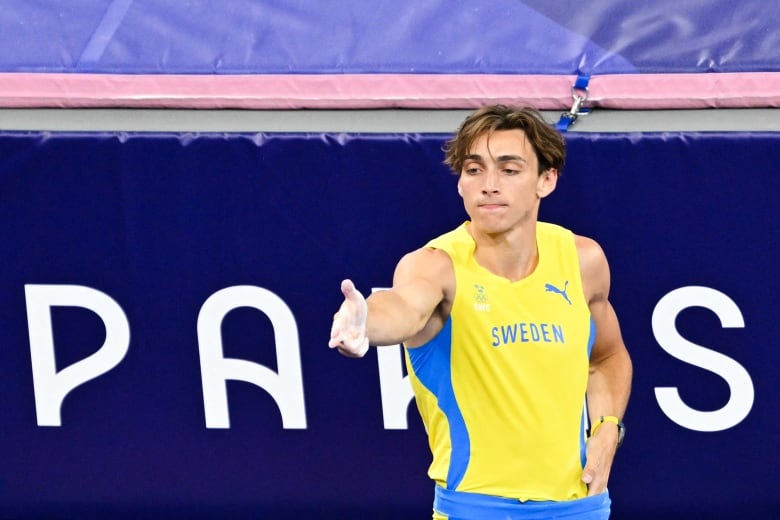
[0,131,777,518]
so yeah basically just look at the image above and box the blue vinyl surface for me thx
[0,1,778,74]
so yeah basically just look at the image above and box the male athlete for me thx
[329,105,632,519]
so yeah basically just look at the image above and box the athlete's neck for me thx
[469,222,538,282]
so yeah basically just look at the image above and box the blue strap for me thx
[573,74,590,91]
[555,74,591,132]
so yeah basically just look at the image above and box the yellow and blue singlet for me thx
[405,221,609,519]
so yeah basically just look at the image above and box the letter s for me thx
[651,286,754,432]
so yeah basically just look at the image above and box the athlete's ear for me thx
[457,180,463,197]
[536,168,558,198]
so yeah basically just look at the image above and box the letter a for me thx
[197,286,306,429]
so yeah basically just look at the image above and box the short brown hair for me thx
[443,105,566,176]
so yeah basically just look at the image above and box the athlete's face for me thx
[457,129,557,235]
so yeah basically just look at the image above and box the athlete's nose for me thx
[482,168,500,193]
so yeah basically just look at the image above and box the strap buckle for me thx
[555,75,591,131]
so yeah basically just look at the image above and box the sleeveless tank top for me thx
[405,221,594,501]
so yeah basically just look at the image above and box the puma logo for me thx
[545,281,572,305]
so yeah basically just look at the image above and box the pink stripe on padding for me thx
[588,73,780,109]
[0,72,777,110]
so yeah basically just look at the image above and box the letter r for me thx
[372,287,415,429]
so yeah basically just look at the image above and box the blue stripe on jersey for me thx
[581,317,598,467]
[587,317,596,357]
[406,318,471,489]
[580,404,589,468]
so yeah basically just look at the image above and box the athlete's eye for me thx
[464,166,481,175]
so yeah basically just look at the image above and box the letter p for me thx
[25,284,130,427]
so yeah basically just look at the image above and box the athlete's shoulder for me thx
[573,234,610,304]
[537,220,573,238]
[425,222,474,259]
[573,234,607,265]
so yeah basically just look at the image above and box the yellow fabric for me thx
[406,221,593,502]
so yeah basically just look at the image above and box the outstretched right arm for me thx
[328,247,452,357]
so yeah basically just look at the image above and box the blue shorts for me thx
[433,486,611,520]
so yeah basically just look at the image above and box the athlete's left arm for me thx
[576,235,633,496]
